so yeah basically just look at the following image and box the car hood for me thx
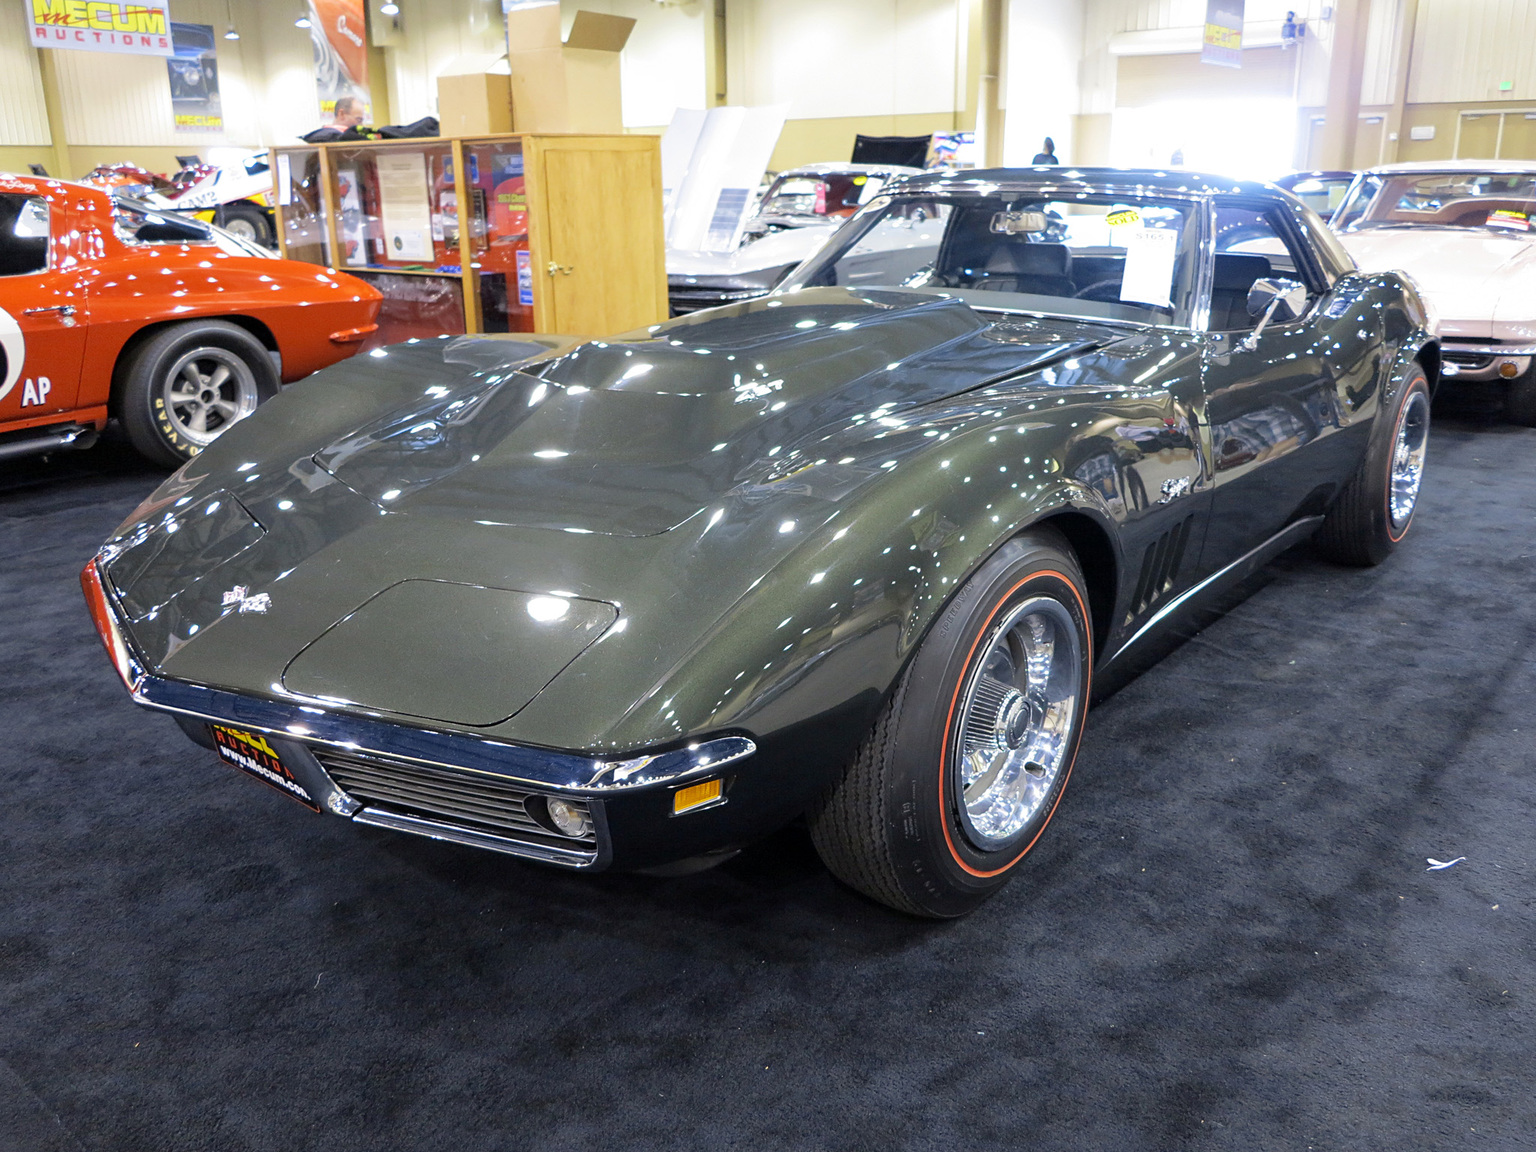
[101,288,1151,739]
[1337,226,1536,338]
[667,223,836,279]
[312,288,1110,537]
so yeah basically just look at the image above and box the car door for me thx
[0,190,87,424]
[1196,197,1351,571]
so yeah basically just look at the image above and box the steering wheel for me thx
[1072,279,1122,303]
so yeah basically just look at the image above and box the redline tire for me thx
[809,528,1093,918]
[1316,368,1431,566]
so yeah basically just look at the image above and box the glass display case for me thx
[270,133,664,344]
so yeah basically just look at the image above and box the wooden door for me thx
[528,138,665,337]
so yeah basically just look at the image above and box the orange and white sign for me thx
[307,0,370,117]
[26,0,174,56]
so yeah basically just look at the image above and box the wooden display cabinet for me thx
[269,133,665,343]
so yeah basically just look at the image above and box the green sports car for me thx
[85,168,1437,917]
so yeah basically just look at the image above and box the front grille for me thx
[668,287,769,314]
[314,748,598,860]
[1444,352,1495,371]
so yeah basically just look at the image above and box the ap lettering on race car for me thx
[20,377,52,407]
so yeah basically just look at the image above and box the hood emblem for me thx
[222,585,272,615]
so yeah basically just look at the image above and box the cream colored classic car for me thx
[1332,160,1536,423]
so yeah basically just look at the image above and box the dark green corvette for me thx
[85,169,1437,916]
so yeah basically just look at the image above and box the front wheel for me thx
[1507,368,1536,426]
[808,528,1093,918]
[1315,368,1430,566]
[116,320,279,468]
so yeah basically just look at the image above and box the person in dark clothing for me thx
[1031,137,1060,165]
[301,96,373,143]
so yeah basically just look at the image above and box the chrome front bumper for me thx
[1440,341,1534,383]
[84,559,756,870]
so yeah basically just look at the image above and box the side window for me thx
[0,194,50,277]
[1208,203,1311,332]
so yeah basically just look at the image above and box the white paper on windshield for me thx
[375,151,432,262]
[276,154,292,207]
[1119,226,1177,309]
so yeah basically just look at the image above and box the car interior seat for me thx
[969,241,1075,296]
[1209,253,1274,330]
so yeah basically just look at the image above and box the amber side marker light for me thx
[1499,360,1521,378]
[673,777,724,815]
[81,560,138,690]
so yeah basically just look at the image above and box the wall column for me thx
[36,49,73,179]
[1382,0,1420,163]
[977,0,1005,166]
[1315,0,1372,169]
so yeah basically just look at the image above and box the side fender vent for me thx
[1130,515,1194,619]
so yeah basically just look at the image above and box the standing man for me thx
[1031,137,1060,165]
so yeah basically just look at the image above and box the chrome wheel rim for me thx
[953,595,1082,850]
[1389,390,1430,529]
[162,347,258,448]
[223,217,259,242]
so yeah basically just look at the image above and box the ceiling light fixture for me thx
[295,6,312,28]
[380,2,400,13]
[224,25,240,38]
[223,0,239,40]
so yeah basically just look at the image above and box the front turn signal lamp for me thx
[81,560,140,691]
[672,777,724,815]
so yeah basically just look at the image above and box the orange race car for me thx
[0,174,381,467]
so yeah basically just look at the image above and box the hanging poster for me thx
[167,23,222,133]
[307,0,370,118]
[25,0,173,56]
[1201,0,1244,68]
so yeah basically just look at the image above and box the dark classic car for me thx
[84,169,1437,917]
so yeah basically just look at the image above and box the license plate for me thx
[209,725,319,811]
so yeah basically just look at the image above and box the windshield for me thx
[1333,171,1536,233]
[1286,176,1352,219]
[111,195,274,259]
[758,172,889,219]
[779,192,1201,327]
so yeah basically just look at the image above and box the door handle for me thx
[546,262,574,277]
[23,304,76,318]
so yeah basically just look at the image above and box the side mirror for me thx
[1246,277,1308,323]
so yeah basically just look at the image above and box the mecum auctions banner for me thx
[26,0,174,56]
[1201,0,1244,68]
[307,0,371,118]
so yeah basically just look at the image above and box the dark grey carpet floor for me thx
[1,416,1532,1152]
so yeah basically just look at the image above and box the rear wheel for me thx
[214,201,274,248]
[808,529,1092,918]
[116,320,278,468]
[1316,368,1430,566]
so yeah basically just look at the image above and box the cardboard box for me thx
[505,4,635,134]
[437,72,514,136]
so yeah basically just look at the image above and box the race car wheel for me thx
[1316,368,1431,566]
[1506,369,1536,426]
[117,320,278,468]
[808,528,1092,918]
[214,201,274,248]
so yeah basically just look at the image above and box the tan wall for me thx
[1300,99,1536,166]
[1070,112,1113,166]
